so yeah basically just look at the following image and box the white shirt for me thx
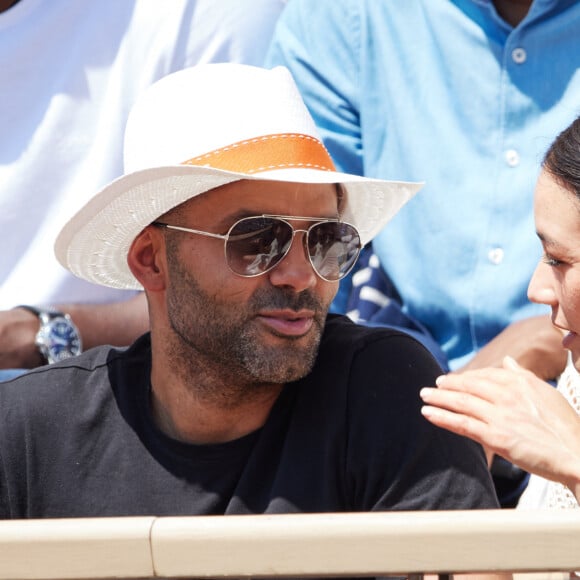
[0,0,284,308]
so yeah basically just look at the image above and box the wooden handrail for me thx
[0,510,578,579]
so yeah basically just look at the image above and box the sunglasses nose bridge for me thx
[273,225,309,266]
[287,227,311,262]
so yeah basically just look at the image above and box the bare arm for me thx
[460,315,566,381]
[0,293,149,369]
[57,292,149,350]
[420,357,580,503]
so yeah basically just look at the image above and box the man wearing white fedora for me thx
[0,64,499,524]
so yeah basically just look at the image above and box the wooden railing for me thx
[0,510,579,579]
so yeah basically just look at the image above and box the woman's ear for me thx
[127,227,167,292]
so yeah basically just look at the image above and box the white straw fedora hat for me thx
[55,63,422,290]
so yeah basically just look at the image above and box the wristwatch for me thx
[17,306,82,364]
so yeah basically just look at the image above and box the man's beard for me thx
[164,242,329,402]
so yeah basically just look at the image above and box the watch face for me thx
[37,316,82,363]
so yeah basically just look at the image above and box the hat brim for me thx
[55,165,422,290]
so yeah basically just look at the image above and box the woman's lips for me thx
[562,331,579,350]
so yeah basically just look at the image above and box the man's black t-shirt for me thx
[0,315,498,518]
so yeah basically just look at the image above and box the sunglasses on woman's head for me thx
[152,214,362,282]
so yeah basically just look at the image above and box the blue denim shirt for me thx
[267,0,580,369]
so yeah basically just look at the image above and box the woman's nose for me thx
[528,260,557,305]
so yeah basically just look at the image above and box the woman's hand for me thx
[420,356,580,501]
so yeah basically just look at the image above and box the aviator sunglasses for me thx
[152,214,362,282]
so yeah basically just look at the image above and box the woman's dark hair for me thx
[543,115,580,198]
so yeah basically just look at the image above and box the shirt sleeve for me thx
[265,0,365,175]
[344,331,499,511]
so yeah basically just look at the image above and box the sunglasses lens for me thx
[225,216,361,280]
[226,217,293,276]
[308,222,361,281]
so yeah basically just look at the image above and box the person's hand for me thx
[420,357,580,501]
[459,315,567,381]
[0,308,43,369]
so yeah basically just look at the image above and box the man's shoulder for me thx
[0,334,151,408]
[316,314,443,380]
[321,314,433,352]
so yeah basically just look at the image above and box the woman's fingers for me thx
[421,363,580,486]
[420,394,491,448]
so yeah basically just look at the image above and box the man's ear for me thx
[127,227,167,291]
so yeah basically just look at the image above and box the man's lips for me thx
[257,309,315,337]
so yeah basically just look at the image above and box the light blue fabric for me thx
[267,0,580,369]
[0,369,26,382]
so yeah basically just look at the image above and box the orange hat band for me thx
[182,133,336,174]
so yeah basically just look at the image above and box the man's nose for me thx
[267,231,318,292]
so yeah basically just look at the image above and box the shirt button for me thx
[488,247,504,265]
[505,149,520,167]
[512,47,527,64]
